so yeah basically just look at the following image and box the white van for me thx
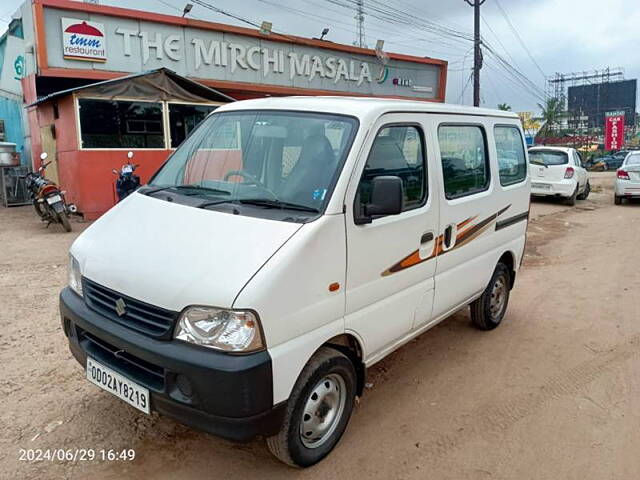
[60,97,530,467]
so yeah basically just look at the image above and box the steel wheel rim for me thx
[489,275,508,321]
[299,373,347,448]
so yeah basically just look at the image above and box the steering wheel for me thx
[224,170,262,185]
[223,170,278,199]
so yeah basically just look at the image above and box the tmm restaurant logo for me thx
[61,18,107,62]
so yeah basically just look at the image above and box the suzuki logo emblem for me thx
[115,298,126,317]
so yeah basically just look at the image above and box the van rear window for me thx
[529,150,568,166]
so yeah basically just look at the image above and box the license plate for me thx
[46,194,62,204]
[531,183,551,190]
[86,357,150,414]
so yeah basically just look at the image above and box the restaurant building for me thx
[0,0,448,218]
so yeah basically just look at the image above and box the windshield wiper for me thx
[530,160,549,168]
[197,199,233,209]
[238,198,320,213]
[144,184,231,196]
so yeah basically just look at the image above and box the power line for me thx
[480,14,523,74]
[494,0,546,81]
[483,44,547,99]
[458,71,474,104]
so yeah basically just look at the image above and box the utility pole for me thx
[464,0,485,106]
[355,0,366,48]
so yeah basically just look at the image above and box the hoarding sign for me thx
[61,18,107,62]
[45,9,440,98]
[604,111,625,150]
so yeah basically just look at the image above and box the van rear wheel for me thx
[470,263,511,330]
[266,347,356,468]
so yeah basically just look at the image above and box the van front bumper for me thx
[59,287,285,442]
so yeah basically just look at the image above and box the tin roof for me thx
[26,68,235,107]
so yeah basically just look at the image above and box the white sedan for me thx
[615,152,640,205]
[528,147,590,205]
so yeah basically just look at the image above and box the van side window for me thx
[494,126,527,186]
[357,125,427,213]
[438,125,489,199]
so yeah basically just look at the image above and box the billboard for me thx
[604,111,625,150]
[567,79,637,128]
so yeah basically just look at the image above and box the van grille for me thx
[83,278,178,339]
[78,328,164,391]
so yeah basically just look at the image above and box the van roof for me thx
[215,96,520,120]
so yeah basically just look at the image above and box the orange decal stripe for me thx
[457,216,476,230]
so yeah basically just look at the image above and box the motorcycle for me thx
[113,151,141,202]
[24,152,76,232]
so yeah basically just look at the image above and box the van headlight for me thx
[68,254,83,296]
[175,307,264,352]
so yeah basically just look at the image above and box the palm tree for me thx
[497,103,512,111]
[537,97,565,138]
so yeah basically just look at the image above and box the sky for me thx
[2,0,639,114]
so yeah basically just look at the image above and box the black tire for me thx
[614,195,622,205]
[33,201,47,219]
[58,212,72,232]
[470,263,511,331]
[266,347,356,468]
[564,185,578,206]
[577,181,590,200]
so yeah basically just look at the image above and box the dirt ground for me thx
[1,172,639,480]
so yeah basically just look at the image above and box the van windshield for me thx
[149,110,358,218]
[529,150,568,166]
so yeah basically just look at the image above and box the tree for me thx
[536,97,565,138]
[518,112,541,140]
[497,103,512,111]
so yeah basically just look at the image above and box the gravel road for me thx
[1,172,639,479]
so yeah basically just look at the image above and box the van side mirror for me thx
[355,176,403,225]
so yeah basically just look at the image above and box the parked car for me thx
[59,97,530,467]
[592,150,628,171]
[614,151,640,204]
[528,146,590,205]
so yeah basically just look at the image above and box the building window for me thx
[169,103,217,148]
[494,126,527,186]
[438,125,489,199]
[357,125,427,214]
[78,99,164,149]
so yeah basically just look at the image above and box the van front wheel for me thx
[470,263,511,330]
[266,347,356,468]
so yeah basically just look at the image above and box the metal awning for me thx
[27,68,235,107]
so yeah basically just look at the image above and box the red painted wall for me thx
[25,86,172,220]
[58,149,170,220]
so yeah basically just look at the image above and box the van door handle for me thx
[419,231,435,259]
[420,232,434,244]
[442,224,457,251]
